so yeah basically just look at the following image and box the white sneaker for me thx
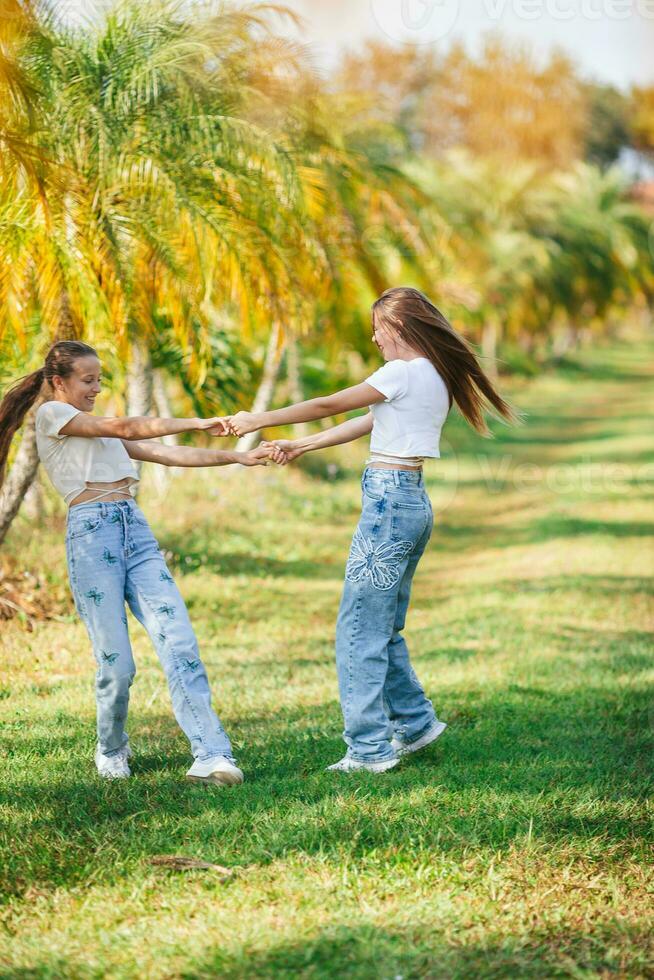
[95,742,131,779]
[186,756,244,786]
[326,754,399,774]
[391,720,447,758]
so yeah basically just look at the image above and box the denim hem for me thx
[99,739,129,758]
[347,749,397,764]
[405,717,439,746]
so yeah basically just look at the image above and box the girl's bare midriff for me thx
[369,462,423,471]
[69,477,137,507]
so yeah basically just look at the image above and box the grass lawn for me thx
[1,332,652,979]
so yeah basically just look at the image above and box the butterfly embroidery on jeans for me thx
[345,530,414,591]
[102,549,118,565]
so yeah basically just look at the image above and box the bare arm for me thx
[122,440,271,467]
[224,382,384,437]
[61,412,230,441]
[263,413,373,464]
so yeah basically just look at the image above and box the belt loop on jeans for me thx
[393,470,401,486]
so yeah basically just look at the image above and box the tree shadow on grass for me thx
[190,920,653,979]
[157,543,343,581]
[1,678,651,902]
[506,574,654,596]
[416,572,654,606]
[8,919,652,978]
[546,352,654,384]
[432,515,654,554]
[417,627,654,671]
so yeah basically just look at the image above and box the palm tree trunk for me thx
[0,404,41,547]
[126,338,153,489]
[481,319,498,379]
[552,324,575,359]
[151,369,179,492]
[286,334,310,438]
[518,331,534,355]
[23,472,45,524]
[236,321,285,452]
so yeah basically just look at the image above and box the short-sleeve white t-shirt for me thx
[35,401,139,505]
[365,357,450,458]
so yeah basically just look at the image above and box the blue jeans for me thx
[335,467,439,762]
[65,499,234,762]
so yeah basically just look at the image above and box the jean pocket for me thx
[67,513,103,539]
[389,489,425,510]
[363,479,385,502]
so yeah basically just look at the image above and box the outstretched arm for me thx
[61,412,230,441]
[223,383,384,437]
[264,413,373,464]
[122,441,271,467]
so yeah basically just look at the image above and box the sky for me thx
[59,0,654,90]
[280,0,654,90]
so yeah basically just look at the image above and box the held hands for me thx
[237,440,306,467]
[239,441,303,467]
[260,439,307,465]
[198,417,232,435]
[197,414,305,466]
[238,444,275,467]
[205,411,261,438]
[238,443,294,466]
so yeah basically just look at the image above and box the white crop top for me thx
[365,358,450,459]
[35,401,139,505]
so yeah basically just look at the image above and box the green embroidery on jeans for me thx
[158,603,175,619]
[102,549,118,565]
[101,650,119,664]
[85,588,104,606]
[159,569,174,583]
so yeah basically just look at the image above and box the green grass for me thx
[1,332,653,978]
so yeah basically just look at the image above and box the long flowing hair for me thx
[0,340,98,484]
[372,286,524,435]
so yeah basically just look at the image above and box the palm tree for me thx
[0,0,311,524]
[413,150,552,377]
[524,162,654,357]
[234,79,441,443]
